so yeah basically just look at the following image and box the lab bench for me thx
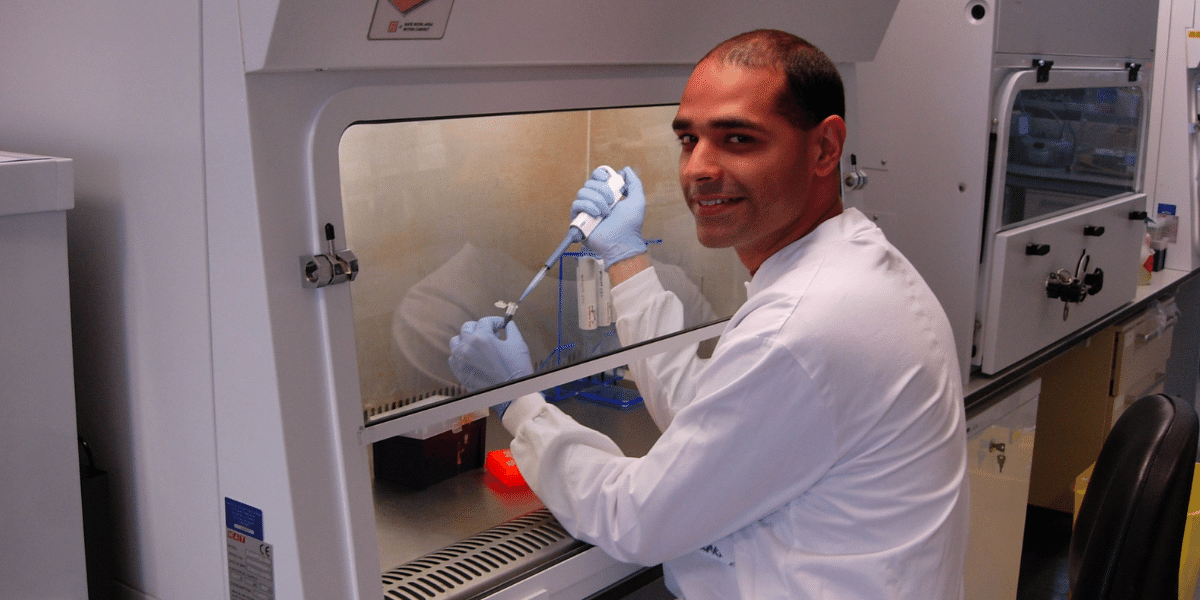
[965,266,1199,414]
[962,266,1199,600]
[965,266,1196,513]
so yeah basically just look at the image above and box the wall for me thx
[0,3,223,599]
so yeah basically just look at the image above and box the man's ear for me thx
[812,115,847,178]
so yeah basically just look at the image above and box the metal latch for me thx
[301,223,359,289]
[1025,243,1051,256]
[1033,59,1054,83]
[1125,62,1142,82]
[843,153,869,191]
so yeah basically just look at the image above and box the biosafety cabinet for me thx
[855,0,1162,377]
[2,2,911,599]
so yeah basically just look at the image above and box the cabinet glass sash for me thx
[338,106,746,428]
[992,69,1147,231]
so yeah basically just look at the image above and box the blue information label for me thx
[225,498,264,541]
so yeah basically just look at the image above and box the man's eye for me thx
[677,134,697,145]
[728,134,754,144]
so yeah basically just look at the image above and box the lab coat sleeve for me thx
[609,267,708,431]
[504,312,841,567]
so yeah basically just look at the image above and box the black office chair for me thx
[1070,393,1199,600]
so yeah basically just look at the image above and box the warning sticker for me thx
[225,498,274,600]
[368,0,455,39]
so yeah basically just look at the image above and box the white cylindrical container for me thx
[597,260,613,327]
[576,256,599,330]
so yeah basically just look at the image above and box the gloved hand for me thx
[571,166,648,266]
[449,317,534,417]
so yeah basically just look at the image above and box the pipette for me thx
[499,166,626,329]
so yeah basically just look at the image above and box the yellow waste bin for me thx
[1073,463,1200,600]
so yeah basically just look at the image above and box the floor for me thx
[1015,503,1200,600]
[1015,506,1073,600]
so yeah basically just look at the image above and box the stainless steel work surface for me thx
[373,396,662,572]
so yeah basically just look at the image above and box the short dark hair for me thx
[702,30,845,130]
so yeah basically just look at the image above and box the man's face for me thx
[672,60,823,270]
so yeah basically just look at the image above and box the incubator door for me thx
[990,69,1145,232]
[976,67,1150,374]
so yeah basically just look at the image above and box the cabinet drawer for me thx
[1109,369,1168,430]
[1111,301,1176,397]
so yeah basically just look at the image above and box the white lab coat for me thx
[502,208,969,599]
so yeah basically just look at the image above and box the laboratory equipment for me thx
[975,73,1149,374]
[855,0,1159,378]
[0,151,88,599]
[501,166,625,329]
[1,3,899,599]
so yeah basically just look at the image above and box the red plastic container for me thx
[485,449,527,487]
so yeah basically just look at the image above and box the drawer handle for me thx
[1026,243,1051,256]
[1136,315,1179,346]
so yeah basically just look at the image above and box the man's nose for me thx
[681,141,720,182]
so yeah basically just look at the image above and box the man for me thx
[449,30,968,599]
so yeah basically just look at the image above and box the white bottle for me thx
[576,256,599,330]
[597,260,613,327]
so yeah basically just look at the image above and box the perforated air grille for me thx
[364,387,465,423]
[381,508,584,600]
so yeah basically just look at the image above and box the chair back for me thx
[1070,393,1199,600]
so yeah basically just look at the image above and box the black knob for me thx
[1046,279,1065,299]
[1026,243,1051,256]
[1084,225,1105,237]
[1129,211,1148,220]
[1084,268,1104,295]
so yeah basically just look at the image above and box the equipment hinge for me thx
[300,223,359,289]
[1125,62,1142,82]
[1033,59,1054,83]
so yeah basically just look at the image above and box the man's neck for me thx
[740,199,843,276]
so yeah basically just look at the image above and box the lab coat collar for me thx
[744,208,873,299]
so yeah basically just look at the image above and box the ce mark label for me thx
[227,531,275,600]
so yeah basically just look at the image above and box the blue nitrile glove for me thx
[571,166,648,266]
[448,316,534,417]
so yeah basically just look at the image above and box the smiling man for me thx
[671,47,844,273]
[449,30,969,599]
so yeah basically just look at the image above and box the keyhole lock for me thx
[989,441,1007,473]
[1045,250,1103,321]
